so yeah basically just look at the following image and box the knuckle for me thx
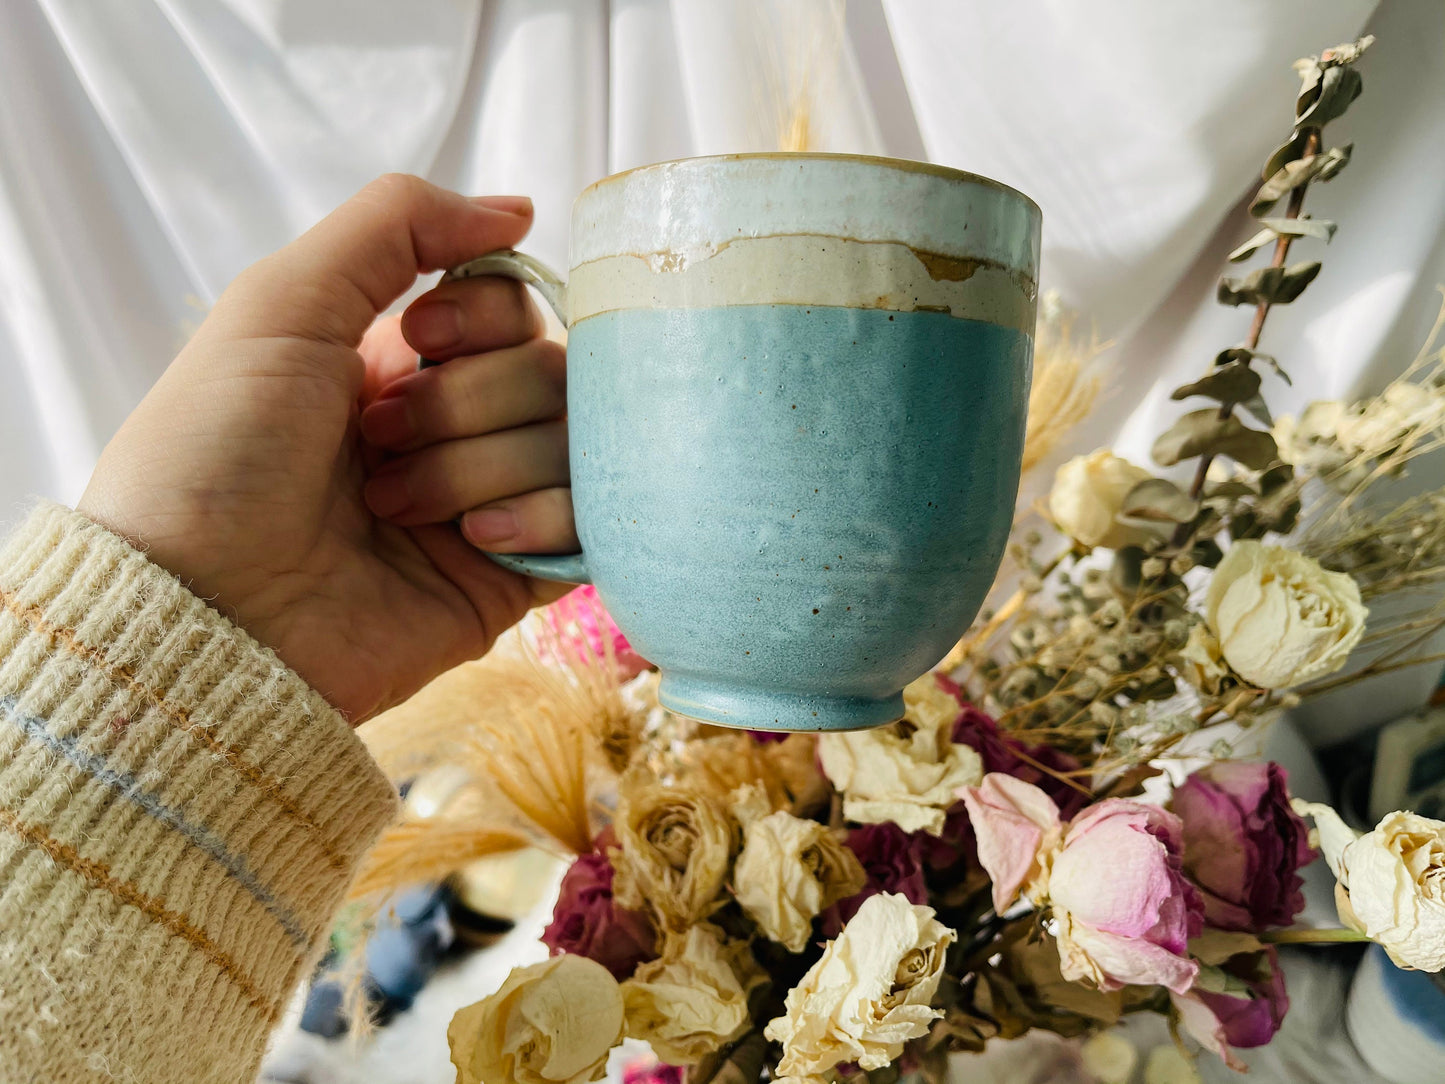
[363,172,429,211]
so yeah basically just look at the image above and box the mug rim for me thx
[579,151,1040,219]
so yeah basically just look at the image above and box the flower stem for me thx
[1259,927,1371,945]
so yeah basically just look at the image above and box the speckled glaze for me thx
[458,153,1040,731]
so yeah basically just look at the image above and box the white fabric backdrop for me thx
[3,5,1440,1081]
[5,0,1444,529]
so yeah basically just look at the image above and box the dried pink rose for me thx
[1173,947,1289,1070]
[541,841,656,979]
[916,681,1086,872]
[1172,761,1315,932]
[543,585,650,678]
[622,1055,685,1084]
[962,775,1203,995]
[1051,799,1203,995]
[821,823,928,937]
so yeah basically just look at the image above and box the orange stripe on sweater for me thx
[0,586,348,873]
[0,805,282,1022]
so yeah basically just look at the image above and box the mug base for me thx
[658,672,905,732]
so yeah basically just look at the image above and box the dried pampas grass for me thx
[349,821,530,902]
[361,630,638,859]
[1022,293,1109,474]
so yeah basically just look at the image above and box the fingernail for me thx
[364,472,412,518]
[464,507,518,545]
[472,195,533,217]
[405,300,461,352]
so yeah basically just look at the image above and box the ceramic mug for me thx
[441,153,1040,731]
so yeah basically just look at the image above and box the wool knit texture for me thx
[0,502,400,1083]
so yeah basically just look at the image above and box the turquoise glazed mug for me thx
[446,153,1039,731]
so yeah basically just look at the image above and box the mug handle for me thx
[418,249,591,586]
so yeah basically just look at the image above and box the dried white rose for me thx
[1294,801,1445,972]
[902,674,962,733]
[1273,400,1347,469]
[1176,623,1229,694]
[621,925,761,1064]
[818,677,982,835]
[731,794,865,951]
[1047,450,1155,550]
[448,955,624,1084]
[613,780,736,930]
[765,893,954,1080]
[1205,541,1366,689]
[1338,381,1444,456]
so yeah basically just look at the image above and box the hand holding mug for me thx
[78,175,574,721]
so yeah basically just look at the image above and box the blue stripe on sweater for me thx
[0,695,308,946]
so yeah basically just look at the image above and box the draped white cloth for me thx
[3,6,1436,1080]
[6,0,1445,532]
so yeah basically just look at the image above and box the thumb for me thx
[211,174,534,347]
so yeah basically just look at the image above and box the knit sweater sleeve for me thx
[0,502,400,1083]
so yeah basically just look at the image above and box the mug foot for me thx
[658,672,905,732]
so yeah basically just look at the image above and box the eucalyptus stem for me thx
[1186,129,1323,504]
[1259,927,1371,945]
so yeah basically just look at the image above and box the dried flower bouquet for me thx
[354,36,1445,1084]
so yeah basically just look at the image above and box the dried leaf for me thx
[1228,217,1337,262]
[1215,347,1292,385]
[689,1031,767,1084]
[1258,463,1295,494]
[1217,261,1322,307]
[1121,478,1199,524]
[1190,930,1264,966]
[1170,362,1261,405]
[1297,63,1363,128]
[1110,546,1146,594]
[1262,129,1311,180]
[1152,410,1280,470]
[1237,393,1271,428]
[1204,480,1257,500]
[1251,145,1353,216]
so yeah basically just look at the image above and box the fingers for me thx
[363,420,569,526]
[461,488,579,554]
[217,175,534,346]
[359,339,566,452]
[401,275,542,363]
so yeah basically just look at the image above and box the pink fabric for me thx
[541,585,650,679]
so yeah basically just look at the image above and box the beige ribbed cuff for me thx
[0,501,398,1083]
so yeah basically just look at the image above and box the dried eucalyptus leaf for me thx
[1110,546,1146,594]
[1250,145,1353,215]
[1260,215,1337,243]
[1297,64,1364,129]
[1238,392,1273,428]
[1121,479,1199,524]
[1191,538,1224,568]
[1204,480,1257,499]
[1227,228,1278,263]
[1258,463,1295,494]
[1230,508,1265,540]
[1217,261,1322,306]
[1262,129,1311,180]
[1315,143,1354,183]
[1215,347,1292,385]
[1171,362,1261,405]
[1152,409,1279,470]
